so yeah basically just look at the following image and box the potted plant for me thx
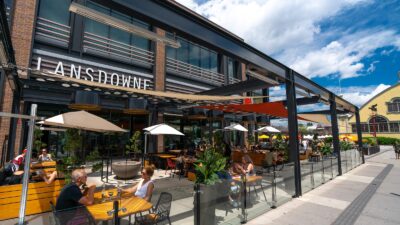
[112,131,142,179]
[194,147,227,225]
[33,128,47,158]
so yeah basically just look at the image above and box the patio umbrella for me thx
[258,134,270,139]
[38,110,127,133]
[256,126,280,133]
[223,123,248,132]
[143,124,184,167]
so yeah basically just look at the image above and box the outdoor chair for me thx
[49,201,96,225]
[134,192,173,225]
[165,158,176,177]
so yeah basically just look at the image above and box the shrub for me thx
[364,137,400,146]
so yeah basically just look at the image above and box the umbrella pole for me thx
[142,133,148,169]
[18,104,37,225]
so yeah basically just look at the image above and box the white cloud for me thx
[177,0,369,55]
[367,61,379,73]
[328,84,390,106]
[175,0,400,80]
[290,30,400,79]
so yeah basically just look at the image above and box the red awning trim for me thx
[198,101,309,121]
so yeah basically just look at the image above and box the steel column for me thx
[355,108,365,164]
[330,95,342,176]
[18,104,37,225]
[285,69,301,197]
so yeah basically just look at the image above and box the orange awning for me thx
[198,101,309,121]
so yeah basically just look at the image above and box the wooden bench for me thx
[0,180,65,220]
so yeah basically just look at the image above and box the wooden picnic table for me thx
[31,161,56,169]
[155,154,176,159]
[87,189,153,221]
[168,149,182,155]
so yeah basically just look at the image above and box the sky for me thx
[176,0,400,108]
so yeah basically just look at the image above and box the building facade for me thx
[0,0,255,161]
[349,82,400,138]
[0,0,360,166]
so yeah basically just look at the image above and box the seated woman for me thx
[38,148,53,162]
[122,165,155,202]
[239,155,254,176]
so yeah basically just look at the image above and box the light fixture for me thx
[84,88,92,91]
[246,70,279,85]
[114,91,121,95]
[46,78,55,82]
[71,83,80,87]
[104,91,111,95]
[36,78,45,82]
[94,88,102,91]
[69,2,180,48]
[62,83,71,87]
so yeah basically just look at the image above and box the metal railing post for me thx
[311,163,315,189]
[271,170,277,209]
[18,104,37,225]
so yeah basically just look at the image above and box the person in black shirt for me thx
[55,169,95,211]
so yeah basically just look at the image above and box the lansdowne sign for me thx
[35,57,152,90]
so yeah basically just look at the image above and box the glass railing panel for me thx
[244,170,274,222]
[274,162,295,207]
[313,159,323,188]
[340,151,348,174]
[301,161,313,194]
[329,155,338,179]
[151,178,195,225]
[196,178,243,225]
[321,156,331,183]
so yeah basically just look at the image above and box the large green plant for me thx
[194,147,226,185]
[272,134,289,161]
[212,130,225,154]
[125,131,142,160]
[340,141,354,151]
[33,128,47,154]
[64,129,82,157]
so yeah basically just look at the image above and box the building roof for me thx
[358,82,400,112]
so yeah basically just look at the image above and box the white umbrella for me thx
[223,123,248,132]
[143,124,184,166]
[144,123,184,135]
[257,126,280,133]
[38,110,127,133]
[303,135,313,140]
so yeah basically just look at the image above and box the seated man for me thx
[38,148,53,162]
[55,169,95,211]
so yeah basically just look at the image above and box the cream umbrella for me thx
[223,123,248,132]
[257,126,280,133]
[143,124,184,167]
[38,110,127,133]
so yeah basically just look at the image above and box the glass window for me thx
[200,47,210,70]
[189,44,200,67]
[85,2,109,37]
[131,19,150,50]
[210,52,218,73]
[38,0,70,25]
[177,38,189,63]
[389,122,399,133]
[227,58,234,77]
[110,10,131,45]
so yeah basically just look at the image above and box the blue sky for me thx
[177,0,400,107]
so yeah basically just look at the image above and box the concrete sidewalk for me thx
[247,146,400,225]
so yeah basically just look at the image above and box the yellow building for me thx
[348,83,400,138]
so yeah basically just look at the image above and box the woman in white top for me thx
[122,165,155,202]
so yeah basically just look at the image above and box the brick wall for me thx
[0,80,13,161]
[0,0,37,160]
[12,0,37,69]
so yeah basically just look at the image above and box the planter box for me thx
[362,145,380,155]
[112,161,141,179]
